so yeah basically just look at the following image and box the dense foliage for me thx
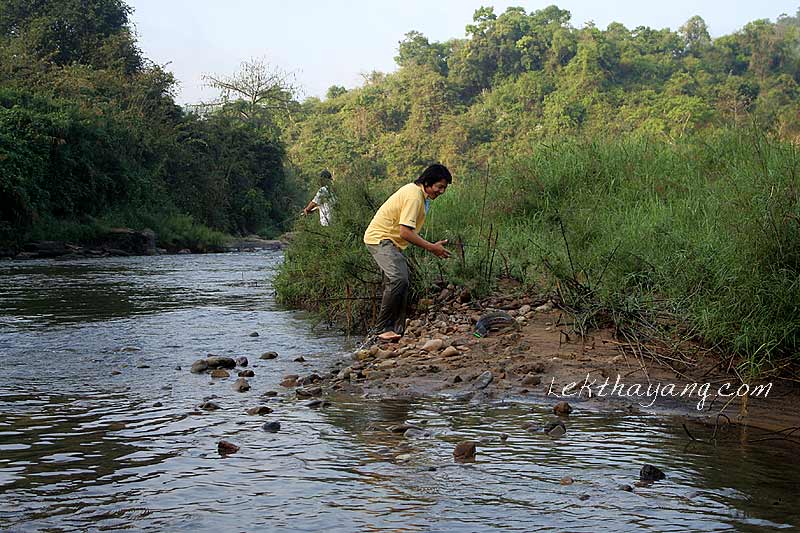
[286,6,800,178]
[0,0,298,249]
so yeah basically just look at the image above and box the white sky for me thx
[126,0,799,104]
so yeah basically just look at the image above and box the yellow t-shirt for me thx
[364,183,427,250]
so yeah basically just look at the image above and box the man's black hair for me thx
[414,163,452,187]
[320,169,332,181]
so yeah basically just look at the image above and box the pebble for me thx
[553,401,572,415]
[262,421,281,432]
[441,346,459,357]
[260,351,278,360]
[153,402,163,408]
[560,476,575,485]
[246,406,273,415]
[619,484,634,492]
[249,332,260,337]
[473,371,493,390]
[535,302,554,312]
[217,440,240,455]
[521,374,541,387]
[294,356,306,362]
[453,441,477,462]
[421,339,443,352]
[296,386,322,398]
[280,374,299,387]
[111,370,121,376]
[578,494,590,501]
[232,378,250,392]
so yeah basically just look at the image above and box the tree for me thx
[679,16,711,56]
[203,57,298,125]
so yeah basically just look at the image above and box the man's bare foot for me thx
[377,331,401,342]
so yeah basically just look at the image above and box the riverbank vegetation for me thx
[276,6,800,377]
[0,0,301,252]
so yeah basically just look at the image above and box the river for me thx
[0,251,798,532]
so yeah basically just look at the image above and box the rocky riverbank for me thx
[296,283,799,436]
[1,231,287,260]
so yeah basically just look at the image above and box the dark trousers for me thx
[367,239,409,336]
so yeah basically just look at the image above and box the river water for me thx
[0,251,798,532]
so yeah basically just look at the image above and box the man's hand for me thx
[429,239,450,259]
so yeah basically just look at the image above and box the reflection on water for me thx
[0,252,798,532]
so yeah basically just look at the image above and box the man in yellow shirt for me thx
[364,163,452,342]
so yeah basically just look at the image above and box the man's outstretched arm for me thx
[399,225,450,258]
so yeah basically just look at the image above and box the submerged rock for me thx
[544,419,566,437]
[640,464,666,482]
[235,356,249,367]
[218,440,240,455]
[199,401,220,411]
[249,332,260,337]
[262,421,281,433]
[247,406,273,415]
[296,386,322,398]
[294,356,306,362]
[453,441,477,462]
[553,401,572,416]
[238,369,255,377]
[210,369,230,379]
[280,374,299,387]
[260,351,278,360]
[305,399,331,409]
[387,423,422,433]
[560,476,575,485]
[404,428,431,439]
[232,378,250,392]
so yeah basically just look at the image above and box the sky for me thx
[126,0,799,105]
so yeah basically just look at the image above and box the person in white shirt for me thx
[302,169,336,226]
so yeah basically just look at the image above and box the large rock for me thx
[22,241,69,258]
[190,359,209,374]
[69,228,156,256]
[206,356,236,369]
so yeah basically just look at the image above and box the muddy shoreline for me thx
[308,286,800,439]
